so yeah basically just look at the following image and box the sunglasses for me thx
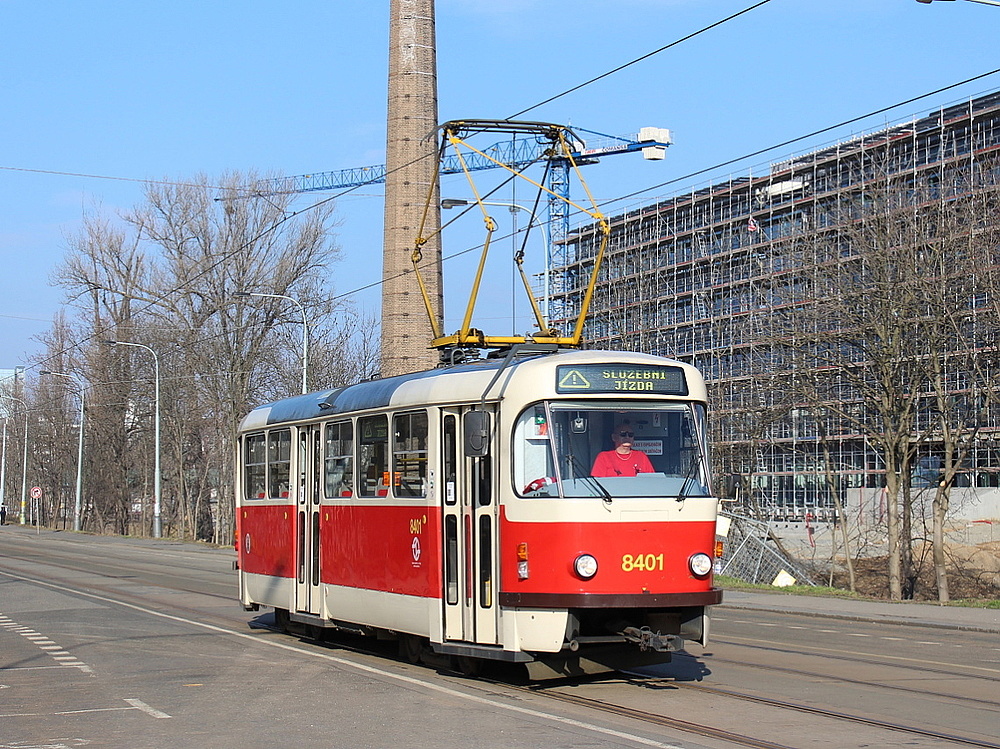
[617,431,634,438]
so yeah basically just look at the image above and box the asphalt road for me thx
[1,525,997,749]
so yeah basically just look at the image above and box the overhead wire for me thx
[16,0,780,376]
[506,0,774,119]
[600,66,1000,212]
[16,2,997,374]
[345,70,1000,309]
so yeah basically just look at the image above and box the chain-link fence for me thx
[718,511,817,586]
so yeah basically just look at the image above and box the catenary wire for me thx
[13,18,998,372]
[506,0,773,119]
[12,0,781,373]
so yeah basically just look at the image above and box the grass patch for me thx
[716,575,867,599]
[947,598,1000,609]
[717,575,1000,608]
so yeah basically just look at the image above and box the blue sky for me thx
[2,0,998,368]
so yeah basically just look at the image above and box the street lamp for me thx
[39,370,85,532]
[0,395,30,527]
[104,340,162,538]
[441,198,547,328]
[234,291,309,394]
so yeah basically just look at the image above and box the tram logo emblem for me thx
[411,536,422,563]
[558,369,591,389]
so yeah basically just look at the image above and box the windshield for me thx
[513,400,711,499]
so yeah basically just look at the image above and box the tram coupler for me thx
[622,626,682,653]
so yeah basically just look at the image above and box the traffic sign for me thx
[29,486,42,499]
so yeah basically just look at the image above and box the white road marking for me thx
[124,699,171,719]
[0,570,690,749]
[0,701,168,719]
[0,612,94,674]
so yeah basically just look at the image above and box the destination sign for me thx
[556,364,688,395]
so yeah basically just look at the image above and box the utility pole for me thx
[381,0,443,376]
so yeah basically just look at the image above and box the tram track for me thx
[525,677,1000,749]
[0,540,244,634]
[630,677,1000,748]
[709,635,1000,683]
[5,532,997,749]
[513,683,803,749]
[672,651,1000,708]
[0,536,236,603]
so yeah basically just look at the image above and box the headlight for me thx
[689,552,712,577]
[574,554,598,579]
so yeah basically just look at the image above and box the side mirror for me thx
[464,411,491,457]
[716,473,743,501]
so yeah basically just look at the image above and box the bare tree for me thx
[774,150,1000,600]
[918,157,1000,602]
[782,172,935,600]
[45,172,374,541]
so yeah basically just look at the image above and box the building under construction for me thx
[550,89,1000,524]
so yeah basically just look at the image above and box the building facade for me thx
[551,90,1000,523]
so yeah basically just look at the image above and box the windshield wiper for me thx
[678,450,705,502]
[567,453,613,507]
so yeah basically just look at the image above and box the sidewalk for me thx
[719,589,1000,634]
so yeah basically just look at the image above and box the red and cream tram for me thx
[236,347,722,677]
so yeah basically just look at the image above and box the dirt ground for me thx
[831,541,1000,601]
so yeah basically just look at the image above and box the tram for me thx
[236,120,721,676]
[235,346,722,677]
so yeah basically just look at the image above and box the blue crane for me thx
[258,125,671,323]
[260,125,671,255]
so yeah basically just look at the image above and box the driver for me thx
[591,423,654,477]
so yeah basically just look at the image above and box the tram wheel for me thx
[399,634,424,664]
[273,608,291,632]
[456,655,482,677]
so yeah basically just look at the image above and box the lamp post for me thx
[104,340,162,538]
[441,198,546,329]
[39,370,85,532]
[234,291,309,394]
[0,395,30,527]
[0,418,7,522]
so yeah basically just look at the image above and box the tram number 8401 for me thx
[621,553,665,572]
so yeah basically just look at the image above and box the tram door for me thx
[295,426,323,615]
[441,409,499,646]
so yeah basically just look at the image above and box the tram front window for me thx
[514,402,711,499]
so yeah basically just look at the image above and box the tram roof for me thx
[240,349,704,430]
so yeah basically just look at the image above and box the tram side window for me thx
[393,411,428,498]
[358,414,389,497]
[325,421,354,498]
[443,415,457,506]
[244,433,267,499]
[513,406,556,496]
[268,429,292,498]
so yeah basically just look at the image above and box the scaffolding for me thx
[550,90,1000,524]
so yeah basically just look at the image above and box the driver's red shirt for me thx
[591,449,654,477]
